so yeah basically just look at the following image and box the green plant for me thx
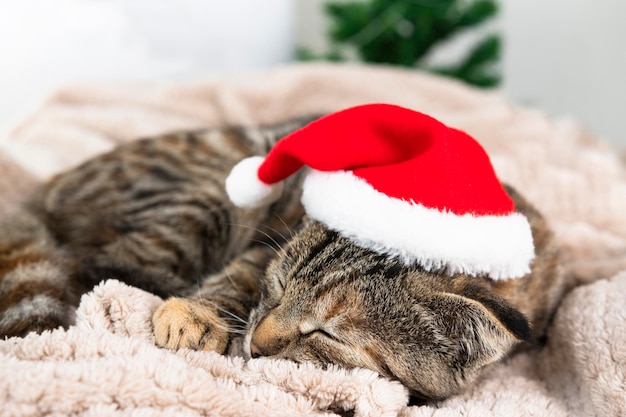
[298,0,502,88]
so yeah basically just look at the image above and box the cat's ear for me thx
[381,285,533,400]
[431,286,533,368]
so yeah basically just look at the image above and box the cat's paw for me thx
[152,298,229,353]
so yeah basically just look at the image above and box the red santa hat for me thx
[225,104,534,280]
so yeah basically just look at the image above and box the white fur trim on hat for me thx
[301,170,535,280]
[225,156,284,209]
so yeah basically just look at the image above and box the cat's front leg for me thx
[152,245,271,353]
[153,297,229,352]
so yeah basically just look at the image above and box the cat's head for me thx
[244,219,533,400]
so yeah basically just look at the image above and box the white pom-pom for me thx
[225,156,284,208]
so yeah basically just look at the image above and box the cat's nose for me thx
[249,332,283,357]
[249,310,298,358]
[249,340,263,358]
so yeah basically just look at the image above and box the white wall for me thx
[0,0,295,134]
[501,0,626,145]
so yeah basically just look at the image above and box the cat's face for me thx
[244,220,531,400]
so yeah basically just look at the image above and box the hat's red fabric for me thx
[257,103,514,216]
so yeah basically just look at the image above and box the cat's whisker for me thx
[194,280,204,298]
[222,322,248,330]
[220,310,249,326]
[224,327,248,334]
[199,298,249,326]
[225,328,247,335]
[273,214,296,240]
[228,223,283,252]
[222,268,241,293]
[259,220,292,244]
[248,238,283,258]
[248,235,294,263]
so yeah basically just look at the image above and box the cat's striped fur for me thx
[0,119,309,338]
[0,117,565,401]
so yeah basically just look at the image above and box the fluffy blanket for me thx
[1,63,625,416]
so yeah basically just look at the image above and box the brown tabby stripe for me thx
[0,236,74,337]
[0,251,47,278]
[0,300,66,337]
[0,116,318,337]
[0,272,65,312]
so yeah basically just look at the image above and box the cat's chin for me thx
[227,335,248,358]
[241,333,253,360]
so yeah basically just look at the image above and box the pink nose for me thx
[249,341,262,358]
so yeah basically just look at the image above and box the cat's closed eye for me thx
[300,326,337,342]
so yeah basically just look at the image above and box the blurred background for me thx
[0,0,624,145]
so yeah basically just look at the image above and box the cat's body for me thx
[0,117,565,400]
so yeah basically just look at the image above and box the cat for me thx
[0,116,565,401]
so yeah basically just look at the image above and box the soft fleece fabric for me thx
[0,63,625,417]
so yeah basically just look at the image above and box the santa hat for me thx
[225,104,534,280]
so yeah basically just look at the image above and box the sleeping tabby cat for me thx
[0,116,565,401]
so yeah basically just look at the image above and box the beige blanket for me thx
[1,63,625,416]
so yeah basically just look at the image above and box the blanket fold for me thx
[2,280,408,417]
